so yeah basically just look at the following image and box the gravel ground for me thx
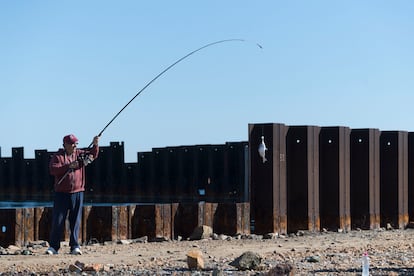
[1,228,414,275]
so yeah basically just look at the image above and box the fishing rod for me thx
[88,38,261,147]
[57,38,261,185]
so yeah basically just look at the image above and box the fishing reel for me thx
[77,154,95,167]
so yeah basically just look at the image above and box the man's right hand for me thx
[69,161,79,169]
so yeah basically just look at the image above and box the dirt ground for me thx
[1,228,414,275]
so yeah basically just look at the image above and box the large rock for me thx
[230,251,262,270]
[189,225,213,240]
[187,249,204,270]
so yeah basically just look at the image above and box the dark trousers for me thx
[49,191,84,252]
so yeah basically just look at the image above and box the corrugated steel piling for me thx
[319,127,351,232]
[286,125,320,233]
[380,131,408,229]
[350,129,380,230]
[249,123,288,235]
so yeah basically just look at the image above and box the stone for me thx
[264,233,278,239]
[74,261,85,269]
[83,263,104,272]
[305,255,320,263]
[189,225,213,240]
[187,249,204,270]
[230,251,262,270]
[266,263,294,275]
[68,264,82,273]
[119,239,132,245]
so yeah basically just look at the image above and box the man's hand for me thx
[92,135,99,146]
[69,161,80,169]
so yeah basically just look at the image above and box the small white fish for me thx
[258,136,267,163]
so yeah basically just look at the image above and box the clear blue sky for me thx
[1,1,413,162]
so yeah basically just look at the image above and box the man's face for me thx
[64,142,77,154]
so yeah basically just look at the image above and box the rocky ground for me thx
[1,228,414,275]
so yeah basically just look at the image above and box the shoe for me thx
[70,247,82,255]
[46,247,58,255]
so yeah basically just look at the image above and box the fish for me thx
[258,136,267,163]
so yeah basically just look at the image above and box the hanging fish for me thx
[258,136,267,163]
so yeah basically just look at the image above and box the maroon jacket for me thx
[49,145,99,193]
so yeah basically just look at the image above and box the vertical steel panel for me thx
[165,147,180,201]
[226,142,249,203]
[23,160,34,201]
[34,207,53,242]
[0,208,34,247]
[86,142,125,202]
[87,148,105,201]
[132,204,172,240]
[169,147,184,201]
[83,206,113,243]
[10,147,24,200]
[0,158,11,200]
[196,201,206,227]
[153,148,170,201]
[195,146,210,202]
[172,202,201,239]
[132,204,151,240]
[173,146,206,202]
[112,206,129,241]
[212,202,250,235]
[408,132,414,222]
[156,204,172,239]
[0,209,16,247]
[127,205,135,239]
[402,132,409,227]
[286,126,320,233]
[308,126,320,231]
[319,127,351,231]
[380,131,408,229]
[22,208,34,246]
[175,147,197,200]
[350,129,380,230]
[137,152,155,202]
[111,142,126,201]
[34,150,53,201]
[213,203,236,235]
[203,202,218,228]
[237,202,251,235]
[171,203,179,239]
[205,145,225,202]
[249,123,287,235]
[125,163,139,202]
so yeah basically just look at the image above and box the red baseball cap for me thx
[63,134,79,144]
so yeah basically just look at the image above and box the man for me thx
[46,134,99,255]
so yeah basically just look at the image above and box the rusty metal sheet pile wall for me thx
[249,123,413,236]
[2,122,414,247]
[0,141,248,203]
[0,203,250,247]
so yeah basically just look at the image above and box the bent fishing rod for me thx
[88,38,262,147]
[57,38,262,185]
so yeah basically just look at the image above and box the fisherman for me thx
[46,134,99,255]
